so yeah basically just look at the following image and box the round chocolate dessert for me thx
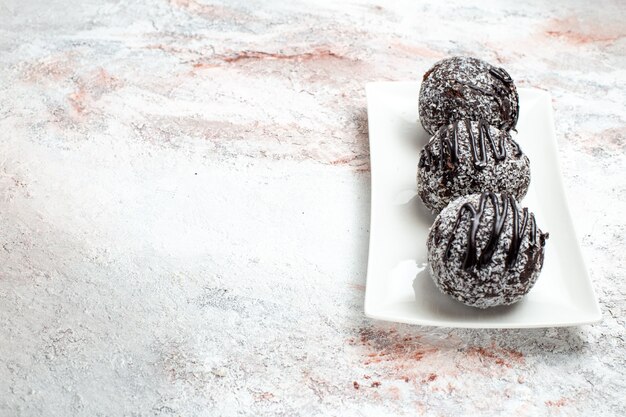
[427,192,548,308]
[419,56,519,135]
[417,119,530,213]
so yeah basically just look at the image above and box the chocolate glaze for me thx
[419,57,519,134]
[489,67,519,126]
[443,192,547,271]
[418,120,522,172]
[453,67,516,127]
[452,67,516,125]
[489,67,514,84]
[457,80,495,97]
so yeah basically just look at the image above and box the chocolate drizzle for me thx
[453,67,517,130]
[442,193,547,271]
[489,66,519,127]
[452,66,516,129]
[419,57,520,134]
[489,67,513,84]
[456,80,495,97]
[418,120,522,172]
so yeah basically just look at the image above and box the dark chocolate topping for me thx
[418,120,523,172]
[489,67,513,84]
[489,66,518,126]
[451,67,516,127]
[456,80,495,97]
[454,67,517,127]
[442,192,547,271]
[419,57,520,134]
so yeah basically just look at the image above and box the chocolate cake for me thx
[417,119,530,213]
[427,192,548,308]
[419,56,519,135]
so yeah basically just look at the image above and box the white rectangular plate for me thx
[364,81,601,328]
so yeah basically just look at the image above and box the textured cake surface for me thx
[419,56,519,134]
[427,193,548,308]
[417,120,530,213]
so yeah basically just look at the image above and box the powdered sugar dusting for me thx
[417,120,530,212]
[419,57,519,134]
[428,193,546,308]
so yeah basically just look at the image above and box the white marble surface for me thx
[0,0,625,416]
